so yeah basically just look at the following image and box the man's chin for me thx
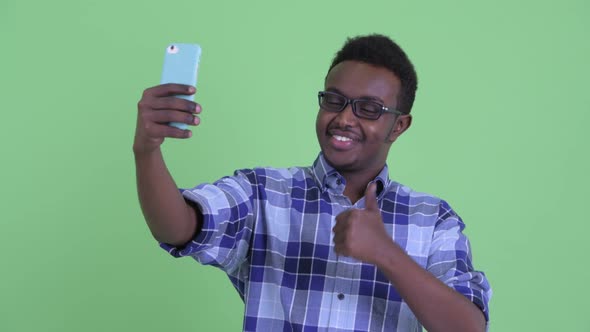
[323,152,358,172]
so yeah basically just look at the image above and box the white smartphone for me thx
[160,43,202,130]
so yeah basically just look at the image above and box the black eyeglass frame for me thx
[317,90,404,120]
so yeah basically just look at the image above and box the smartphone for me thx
[160,43,202,130]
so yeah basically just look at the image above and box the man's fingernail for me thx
[188,86,195,93]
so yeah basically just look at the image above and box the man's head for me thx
[316,34,417,177]
[327,34,418,115]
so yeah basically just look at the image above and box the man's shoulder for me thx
[386,181,447,209]
[386,181,461,222]
[232,164,314,184]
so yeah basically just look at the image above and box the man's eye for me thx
[359,104,380,114]
[323,95,344,105]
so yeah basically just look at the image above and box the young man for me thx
[134,35,491,332]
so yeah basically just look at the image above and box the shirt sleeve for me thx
[159,170,257,274]
[426,200,492,322]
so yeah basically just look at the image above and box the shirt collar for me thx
[312,152,390,196]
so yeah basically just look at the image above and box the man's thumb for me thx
[364,182,379,211]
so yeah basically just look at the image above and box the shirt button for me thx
[337,293,345,300]
[336,179,342,185]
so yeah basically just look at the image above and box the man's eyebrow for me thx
[326,87,385,104]
[361,95,385,103]
[325,87,343,94]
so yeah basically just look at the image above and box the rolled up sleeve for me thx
[159,170,257,274]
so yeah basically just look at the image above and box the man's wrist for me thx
[373,239,404,269]
[133,145,162,162]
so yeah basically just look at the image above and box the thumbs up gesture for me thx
[333,183,395,265]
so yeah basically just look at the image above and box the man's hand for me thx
[333,183,395,265]
[133,83,202,155]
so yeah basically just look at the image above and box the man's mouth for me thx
[326,129,361,150]
[327,128,361,142]
[332,135,353,142]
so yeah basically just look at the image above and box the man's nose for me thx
[334,103,357,126]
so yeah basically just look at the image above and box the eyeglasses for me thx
[318,90,403,120]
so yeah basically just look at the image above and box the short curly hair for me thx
[328,34,418,114]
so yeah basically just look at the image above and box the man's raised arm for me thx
[133,83,203,246]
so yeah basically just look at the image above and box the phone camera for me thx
[167,45,179,54]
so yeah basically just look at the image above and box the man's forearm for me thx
[376,243,486,332]
[134,148,198,246]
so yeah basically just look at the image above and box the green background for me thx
[2,0,589,331]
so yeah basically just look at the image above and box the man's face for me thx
[316,60,411,175]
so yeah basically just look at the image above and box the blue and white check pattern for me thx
[161,153,491,331]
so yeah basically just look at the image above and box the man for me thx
[134,34,491,332]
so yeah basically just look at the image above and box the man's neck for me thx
[340,169,381,204]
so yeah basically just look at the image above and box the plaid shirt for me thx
[161,153,491,331]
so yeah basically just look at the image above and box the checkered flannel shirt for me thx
[161,153,491,331]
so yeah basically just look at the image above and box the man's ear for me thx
[387,114,412,143]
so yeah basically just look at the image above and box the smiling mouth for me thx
[333,135,353,142]
[326,132,360,150]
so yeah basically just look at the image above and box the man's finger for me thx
[144,83,196,98]
[364,182,379,211]
[150,97,200,114]
[146,122,192,139]
[147,110,200,126]
[332,231,344,245]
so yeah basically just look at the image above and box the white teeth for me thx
[333,135,353,142]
